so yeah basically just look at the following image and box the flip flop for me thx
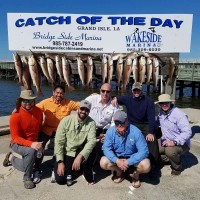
[131,172,141,188]
[112,173,125,183]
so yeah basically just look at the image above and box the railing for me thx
[176,63,200,82]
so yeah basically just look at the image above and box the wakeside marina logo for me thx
[125,28,162,52]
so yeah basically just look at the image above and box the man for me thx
[155,94,192,175]
[54,100,96,186]
[34,85,80,183]
[112,82,159,167]
[85,83,119,143]
[100,110,150,188]
[3,90,43,189]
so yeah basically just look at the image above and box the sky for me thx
[0,0,200,61]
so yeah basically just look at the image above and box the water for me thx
[0,79,199,117]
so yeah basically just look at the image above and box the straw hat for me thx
[20,90,36,100]
[155,94,175,104]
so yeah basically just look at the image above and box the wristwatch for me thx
[173,141,177,146]
[57,160,63,163]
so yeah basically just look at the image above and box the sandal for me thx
[112,172,124,183]
[131,172,141,188]
[3,152,12,167]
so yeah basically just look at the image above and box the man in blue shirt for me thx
[155,94,192,176]
[100,110,150,188]
[112,82,159,168]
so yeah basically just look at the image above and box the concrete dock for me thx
[0,109,200,200]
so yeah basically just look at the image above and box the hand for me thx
[99,134,105,143]
[31,142,43,150]
[72,154,83,171]
[111,97,117,107]
[162,140,176,147]
[116,159,128,172]
[57,162,65,176]
[146,133,155,142]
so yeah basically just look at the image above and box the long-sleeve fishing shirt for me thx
[10,106,43,147]
[85,94,119,129]
[156,107,192,146]
[102,124,149,166]
[55,115,96,162]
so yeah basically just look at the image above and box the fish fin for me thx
[37,91,43,97]
[68,85,75,91]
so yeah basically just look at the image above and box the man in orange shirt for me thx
[34,85,80,183]
[3,90,43,189]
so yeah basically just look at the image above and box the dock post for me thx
[179,80,184,97]
[192,81,196,97]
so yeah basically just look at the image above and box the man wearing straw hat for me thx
[155,94,192,175]
[3,90,43,189]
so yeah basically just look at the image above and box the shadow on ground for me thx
[191,126,200,138]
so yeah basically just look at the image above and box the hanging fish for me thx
[101,54,107,84]
[39,56,51,83]
[168,57,176,85]
[152,57,159,92]
[122,55,132,91]
[139,56,146,83]
[13,53,23,86]
[146,57,153,86]
[116,56,123,90]
[132,57,139,83]
[28,55,43,96]
[47,58,56,85]
[21,56,32,90]
[86,56,93,87]
[77,56,86,87]
[62,57,75,91]
[55,55,65,83]
[107,55,114,84]
[112,53,127,61]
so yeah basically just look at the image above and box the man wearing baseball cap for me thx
[3,90,43,189]
[112,82,159,170]
[54,100,96,186]
[100,110,150,188]
[155,94,192,176]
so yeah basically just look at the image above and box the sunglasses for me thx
[101,90,111,94]
[22,99,35,103]
[132,89,141,92]
[159,102,170,106]
[114,120,126,126]
[80,107,90,112]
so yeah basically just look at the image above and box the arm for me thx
[102,128,118,163]
[79,121,96,160]
[146,99,156,134]
[175,114,192,145]
[127,130,149,166]
[69,100,80,111]
[116,95,127,106]
[54,118,67,162]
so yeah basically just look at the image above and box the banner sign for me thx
[7,13,193,53]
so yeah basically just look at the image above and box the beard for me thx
[78,111,87,121]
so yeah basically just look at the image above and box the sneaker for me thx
[50,171,56,183]
[24,179,36,189]
[66,175,73,186]
[33,171,42,184]
[3,152,12,167]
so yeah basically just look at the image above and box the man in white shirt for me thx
[85,83,119,144]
